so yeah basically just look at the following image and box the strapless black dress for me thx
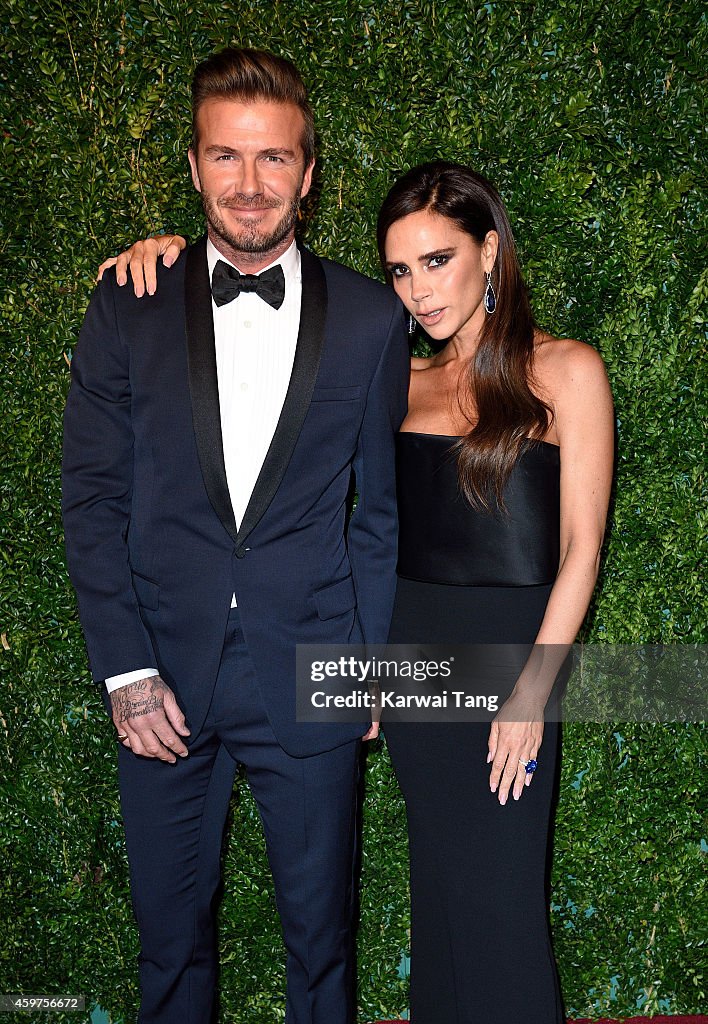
[385,432,566,1024]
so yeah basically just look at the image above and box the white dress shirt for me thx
[105,238,302,693]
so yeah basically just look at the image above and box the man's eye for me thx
[264,155,284,163]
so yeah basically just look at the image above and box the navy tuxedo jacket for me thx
[62,238,409,756]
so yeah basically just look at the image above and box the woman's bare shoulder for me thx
[534,334,613,447]
[534,332,608,383]
[410,354,435,371]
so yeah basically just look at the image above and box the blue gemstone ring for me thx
[519,758,538,774]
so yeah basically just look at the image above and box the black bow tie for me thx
[211,260,286,310]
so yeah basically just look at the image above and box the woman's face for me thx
[383,208,497,344]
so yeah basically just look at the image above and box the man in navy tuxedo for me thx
[62,47,408,1024]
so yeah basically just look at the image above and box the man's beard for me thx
[201,190,301,257]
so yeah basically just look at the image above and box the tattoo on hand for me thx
[111,676,166,725]
[120,697,162,722]
[124,680,147,694]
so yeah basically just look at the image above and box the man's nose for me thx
[236,159,262,197]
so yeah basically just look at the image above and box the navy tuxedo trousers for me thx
[117,608,360,1024]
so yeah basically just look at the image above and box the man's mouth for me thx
[220,199,279,213]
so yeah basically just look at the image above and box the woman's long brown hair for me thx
[377,161,552,512]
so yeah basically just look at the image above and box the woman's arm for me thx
[489,338,614,804]
[534,339,615,645]
[97,234,187,296]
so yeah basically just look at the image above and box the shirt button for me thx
[243,320,252,328]
[240,382,248,392]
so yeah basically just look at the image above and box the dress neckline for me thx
[398,430,560,452]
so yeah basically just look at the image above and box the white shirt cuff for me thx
[104,668,159,693]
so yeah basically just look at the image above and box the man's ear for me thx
[300,159,315,201]
[188,148,202,193]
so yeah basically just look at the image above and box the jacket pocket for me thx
[310,385,361,402]
[313,574,356,620]
[131,570,160,611]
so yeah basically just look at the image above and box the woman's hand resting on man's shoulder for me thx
[97,234,188,296]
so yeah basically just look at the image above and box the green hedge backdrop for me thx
[1,1,706,1021]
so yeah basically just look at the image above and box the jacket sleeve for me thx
[347,296,409,644]
[62,275,156,682]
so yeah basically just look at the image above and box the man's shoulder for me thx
[312,251,395,306]
[97,250,188,310]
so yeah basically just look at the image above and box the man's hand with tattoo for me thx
[111,676,190,762]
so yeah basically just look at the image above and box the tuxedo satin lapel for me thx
[185,237,238,543]
[235,246,328,554]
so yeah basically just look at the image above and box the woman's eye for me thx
[429,254,449,268]
[390,265,408,278]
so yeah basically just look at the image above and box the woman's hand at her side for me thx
[97,234,187,297]
[487,691,545,805]
[487,338,614,807]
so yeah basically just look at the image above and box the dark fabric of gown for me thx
[384,432,566,1024]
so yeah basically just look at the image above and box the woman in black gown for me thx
[101,160,614,1023]
[377,162,614,1023]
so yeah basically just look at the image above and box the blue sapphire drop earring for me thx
[484,272,497,314]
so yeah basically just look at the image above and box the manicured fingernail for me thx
[487,751,492,762]
[148,287,155,295]
[164,255,174,267]
[513,788,520,800]
[490,783,497,793]
[499,793,507,806]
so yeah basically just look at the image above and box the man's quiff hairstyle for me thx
[191,47,315,167]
